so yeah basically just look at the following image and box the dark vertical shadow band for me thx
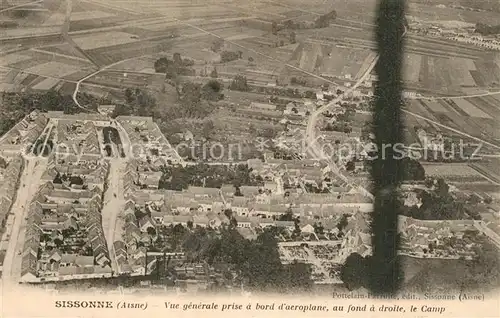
[369,0,406,295]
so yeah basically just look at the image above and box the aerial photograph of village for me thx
[0,0,499,297]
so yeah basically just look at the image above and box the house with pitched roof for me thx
[138,216,155,232]
[162,215,193,227]
[234,216,252,228]
[186,186,221,199]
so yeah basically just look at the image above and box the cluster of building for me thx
[111,145,375,279]
[123,159,163,191]
[111,199,159,276]
[0,154,24,273]
[450,34,500,51]
[231,101,316,126]
[20,153,112,282]
[0,155,23,228]
[408,21,500,51]
[417,128,444,152]
[270,128,307,160]
[6,105,494,288]
[116,116,183,166]
[398,215,485,259]
[0,110,48,154]
[278,210,371,283]
[55,120,101,157]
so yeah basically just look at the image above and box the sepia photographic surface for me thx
[0,0,499,317]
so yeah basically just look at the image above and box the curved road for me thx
[72,54,155,112]
[303,25,408,198]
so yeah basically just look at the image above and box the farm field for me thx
[407,55,500,94]
[468,96,500,119]
[106,56,157,72]
[70,10,117,22]
[421,163,490,183]
[290,42,372,79]
[86,70,165,89]
[0,53,32,66]
[31,78,62,90]
[34,43,91,61]
[471,158,500,184]
[0,26,62,39]
[24,61,82,78]
[405,96,500,148]
[453,98,492,119]
[453,183,500,194]
[73,31,140,50]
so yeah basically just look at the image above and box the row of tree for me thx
[154,54,196,80]
[204,227,313,291]
[158,163,263,191]
[274,10,337,31]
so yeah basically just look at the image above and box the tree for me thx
[230,217,238,228]
[346,160,356,172]
[125,88,134,103]
[436,178,449,197]
[234,186,243,196]
[229,75,249,91]
[54,238,63,247]
[210,67,218,78]
[337,214,349,232]
[475,23,500,36]
[187,220,194,230]
[313,222,324,235]
[279,207,294,221]
[314,10,337,28]
[220,51,240,63]
[224,209,233,220]
[468,194,481,205]
[147,227,157,236]
[289,31,296,44]
[154,57,170,73]
[424,177,434,188]
[285,261,313,290]
[292,218,301,238]
[202,120,215,140]
[202,80,223,101]
[211,39,224,52]
[179,82,202,116]
[340,253,370,290]
[237,50,243,59]
[0,157,6,169]
[258,127,277,139]
[173,52,182,65]
[53,172,63,184]
[401,157,426,181]
[271,21,278,35]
